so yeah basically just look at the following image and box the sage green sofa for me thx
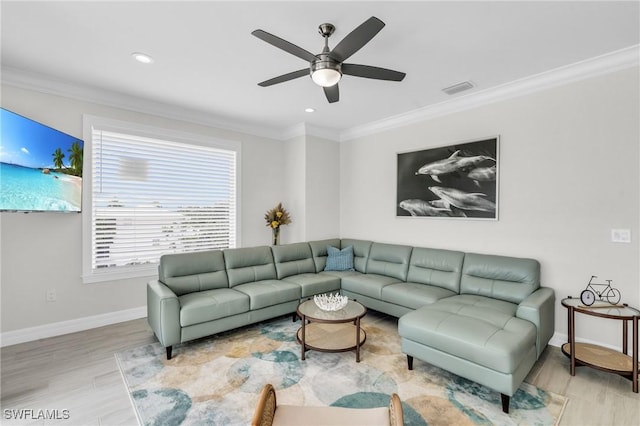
[397,252,554,413]
[147,238,554,413]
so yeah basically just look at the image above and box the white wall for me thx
[0,85,288,335]
[2,67,637,350]
[305,135,341,241]
[340,67,640,348]
[283,135,307,243]
[282,133,341,243]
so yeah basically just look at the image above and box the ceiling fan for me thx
[252,16,406,103]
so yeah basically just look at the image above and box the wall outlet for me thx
[611,228,631,243]
[46,288,57,302]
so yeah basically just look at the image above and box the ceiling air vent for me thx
[442,81,475,95]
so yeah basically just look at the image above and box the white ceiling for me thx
[2,1,639,139]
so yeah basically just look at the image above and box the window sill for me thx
[82,264,157,284]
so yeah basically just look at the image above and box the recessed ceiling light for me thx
[304,108,315,113]
[132,52,154,64]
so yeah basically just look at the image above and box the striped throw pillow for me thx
[324,245,355,271]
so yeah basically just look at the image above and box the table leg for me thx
[356,316,361,363]
[633,315,638,393]
[301,315,306,361]
[623,319,629,355]
[569,306,576,376]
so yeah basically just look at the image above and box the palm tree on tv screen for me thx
[52,148,65,170]
[68,142,83,176]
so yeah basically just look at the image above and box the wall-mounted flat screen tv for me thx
[1,108,83,212]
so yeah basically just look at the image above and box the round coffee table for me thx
[296,298,367,362]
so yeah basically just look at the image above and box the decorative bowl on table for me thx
[313,293,348,311]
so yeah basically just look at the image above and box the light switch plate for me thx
[611,229,631,243]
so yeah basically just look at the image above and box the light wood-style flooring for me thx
[1,317,638,425]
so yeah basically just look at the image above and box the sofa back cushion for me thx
[461,252,540,303]
[340,239,373,273]
[309,238,342,272]
[272,242,316,279]
[407,247,465,293]
[366,242,413,281]
[159,250,228,296]
[223,246,277,287]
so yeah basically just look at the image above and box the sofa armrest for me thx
[147,280,181,348]
[516,286,555,359]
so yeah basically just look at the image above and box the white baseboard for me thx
[548,331,622,353]
[548,332,566,348]
[1,311,623,353]
[0,306,147,347]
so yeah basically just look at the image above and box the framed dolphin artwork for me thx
[397,137,499,219]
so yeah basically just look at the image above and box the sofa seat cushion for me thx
[320,270,362,280]
[282,273,341,298]
[179,288,249,327]
[382,282,457,310]
[398,295,536,374]
[234,280,301,310]
[273,405,390,426]
[341,273,401,299]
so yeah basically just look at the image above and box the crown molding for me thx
[339,45,640,142]
[1,67,286,141]
[281,122,341,142]
[3,45,638,144]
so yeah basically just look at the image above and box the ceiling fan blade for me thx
[329,16,385,63]
[258,69,309,87]
[342,63,406,81]
[323,84,339,103]
[252,29,317,63]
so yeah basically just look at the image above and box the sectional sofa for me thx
[147,238,555,413]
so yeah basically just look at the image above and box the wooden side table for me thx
[296,299,367,362]
[561,297,639,392]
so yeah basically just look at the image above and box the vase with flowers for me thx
[264,202,292,245]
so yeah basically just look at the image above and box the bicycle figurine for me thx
[580,275,621,306]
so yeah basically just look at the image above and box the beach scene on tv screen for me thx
[1,109,83,212]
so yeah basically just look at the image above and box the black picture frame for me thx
[397,137,499,219]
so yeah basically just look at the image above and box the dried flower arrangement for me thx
[264,202,291,245]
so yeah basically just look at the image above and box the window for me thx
[82,116,239,283]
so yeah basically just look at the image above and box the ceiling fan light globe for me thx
[311,68,341,87]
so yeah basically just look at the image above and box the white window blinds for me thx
[90,128,237,272]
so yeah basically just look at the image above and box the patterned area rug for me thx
[116,313,567,425]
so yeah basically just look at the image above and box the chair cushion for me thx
[398,294,536,374]
[178,288,249,327]
[273,405,390,426]
[324,245,355,271]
